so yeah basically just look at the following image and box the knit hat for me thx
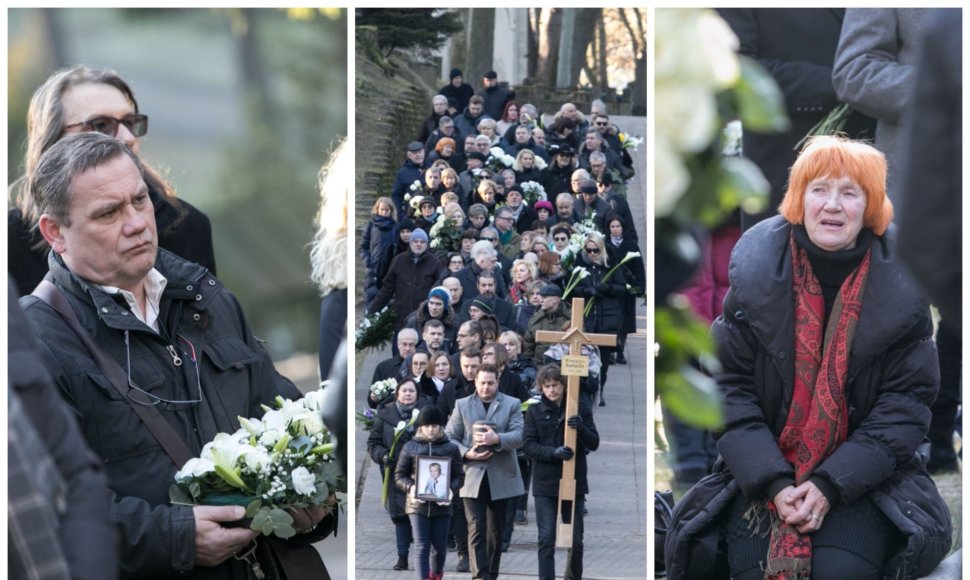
[580,180,599,195]
[535,200,554,212]
[471,298,493,314]
[450,68,463,80]
[539,284,562,298]
[410,228,429,243]
[483,70,498,80]
[428,286,450,306]
[417,405,446,427]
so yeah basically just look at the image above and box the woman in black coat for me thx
[572,232,626,405]
[360,197,398,305]
[367,378,432,571]
[605,214,645,365]
[665,137,951,580]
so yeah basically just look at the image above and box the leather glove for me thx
[595,282,611,294]
[567,414,584,431]
[554,446,574,460]
[382,454,391,468]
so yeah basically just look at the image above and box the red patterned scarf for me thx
[764,234,871,579]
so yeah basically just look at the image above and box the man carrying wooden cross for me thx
[523,364,600,580]
[524,294,612,579]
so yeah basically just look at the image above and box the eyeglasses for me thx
[124,331,202,410]
[64,114,149,138]
[496,216,512,222]
[554,236,568,242]
[594,121,608,127]
[585,247,600,254]
[481,236,496,242]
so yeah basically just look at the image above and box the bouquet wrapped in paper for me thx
[169,390,341,538]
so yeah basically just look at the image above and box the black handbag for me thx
[654,489,675,577]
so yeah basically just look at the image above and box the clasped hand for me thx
[773,481,830,534]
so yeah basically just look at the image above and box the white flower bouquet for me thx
[486,146,515,173]
[619,132,644,152]
[519,181,547,206]
[169,391,341,538]
[369,377,398,404]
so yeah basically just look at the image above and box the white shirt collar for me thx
[96,268,168,332]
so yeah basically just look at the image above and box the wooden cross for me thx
[535,296,616,548]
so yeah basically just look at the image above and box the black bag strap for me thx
[32,280,194,468]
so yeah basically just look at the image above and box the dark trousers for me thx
[928,319,961,458]
[534,494,585,580]
[725,494,893,580]
[409,514,450,578]
[393,516,414,557]
[502,456,532,545]
[451,499,468,557]
[463,474,509,580]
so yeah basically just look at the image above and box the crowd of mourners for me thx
[360,68,645,579]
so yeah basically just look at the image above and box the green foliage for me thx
[654,303,723,429]
[356,9,463,56]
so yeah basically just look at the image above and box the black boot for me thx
[393,554,408,570]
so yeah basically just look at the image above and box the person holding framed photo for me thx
[396,406,465,580]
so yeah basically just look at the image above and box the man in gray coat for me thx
[446,363,525,580]
[832,8,931,201]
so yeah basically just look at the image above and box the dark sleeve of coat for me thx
[522,405,559,463]
[711,291,796,498]
[367,417,390,465]
[8,279,118,580]
[394,443,417,493]
[575,404,600,452]
[369,253,402,313]
[814,318,939,504]
[360,221,374,262]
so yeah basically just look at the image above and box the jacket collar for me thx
[728,216,930,361]
[47,248,220,332]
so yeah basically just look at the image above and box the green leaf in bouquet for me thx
[315,480,331,502]
[732,56,789,133]
[214,464,250,491]
[252,508,275,535]
[169,483,195,506]
[269,508,297,539]
[189,481,202,500]
[657,364,723,430]
[246,499,263,518]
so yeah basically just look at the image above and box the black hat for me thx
[580,180,598,195]
[539,284,562,298]
[447,97,459,110]
[483,70,498,80]
[597,171,614,186]
[396,216,415,234]
[557,145,575,156]
[450,68,463,80]
[467,151,487,162]
[407,141,424,152]
[417,405,446,427]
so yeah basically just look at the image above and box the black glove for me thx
[554,446,574,460]
[382,454,391,468]
[567,414,584,431]
[595,282,611,295]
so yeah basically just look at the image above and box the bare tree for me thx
[466,8,495,90]
[566,8,601,87]
[526,8,542,79]
[541,8,562,87]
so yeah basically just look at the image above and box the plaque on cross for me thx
[535,296,616,548]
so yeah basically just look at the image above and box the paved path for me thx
[353,116,648,579]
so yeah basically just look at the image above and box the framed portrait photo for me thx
[415,455,452,501]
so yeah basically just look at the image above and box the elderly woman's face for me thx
[449,255,465,271]
[514,264,531,283]
[804,175,867,251]
[480,124,495,138]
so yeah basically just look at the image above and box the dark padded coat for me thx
[369,249,448,332]
[367,398,431,521]
[395,430,465,518]
[664,216,951,580]
[523,397,599,497]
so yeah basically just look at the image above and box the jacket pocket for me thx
[202,336,258,371]
[79,371,164,463]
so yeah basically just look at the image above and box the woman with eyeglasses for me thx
[550,223,574,255]
[572,232,627,406]
[9,65,215,296]
[401,350,438,403]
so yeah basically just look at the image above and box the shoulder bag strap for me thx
[32,279,193,468]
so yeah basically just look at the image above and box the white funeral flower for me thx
[241,446,272,474]
[301,389,326,413]
[654,136,691,218]
[298,412,325,437]
[291,466,316,496]
[175,457,215,480]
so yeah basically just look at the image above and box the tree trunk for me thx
[597,15,609,91]
[526,8,541,79]
[618,8,647,115]
[231,8,275,123]
[467,8,495,92]
[566,8,600,88]
[542,8,563,88]
[555,9,575,88]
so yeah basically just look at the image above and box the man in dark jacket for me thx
[372,328,419,386]
[418,94,450,143]
[454,96,489,140]
[524,284,571,366]
[480,70,515,121]
[20,133,331,579]
[370,228,448,332]
[524,364,599,580]
[439,67,475,114]
[392,141,428,216]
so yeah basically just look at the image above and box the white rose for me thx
[241,446,271,474]
[291,466,316,496]
[260,429,282,447]
[298,412,325,437]
[656,83,717,154]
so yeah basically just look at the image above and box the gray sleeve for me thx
[832,9,913,123]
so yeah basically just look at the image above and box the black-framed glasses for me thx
[124,330,202,410]
[585,247,600,254]
[554,236,568,242]
[64,114,149,138]
[481,236,496,242]
[594,121,608,127]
